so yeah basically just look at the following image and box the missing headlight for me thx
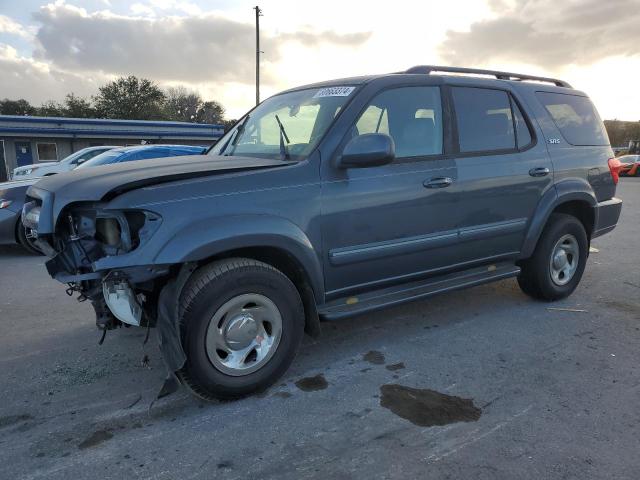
[95,217,121,247]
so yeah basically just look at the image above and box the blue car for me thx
[76,144,207,170]
[0,144,206,254]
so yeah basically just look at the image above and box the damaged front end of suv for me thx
[23,184,195,395]
[22,186,181,360]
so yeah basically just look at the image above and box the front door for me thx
[15,142,33,167]
[321,85,459,299]
[450,86,553,262]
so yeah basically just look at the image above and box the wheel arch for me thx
[153,215,324,337]
[521,179,596,259]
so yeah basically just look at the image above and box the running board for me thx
[318,262,520,321]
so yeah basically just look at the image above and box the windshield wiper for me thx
[274,114,291,161]
[221,115,250,156]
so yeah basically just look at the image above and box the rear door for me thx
[451,85,553,263]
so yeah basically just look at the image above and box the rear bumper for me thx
[592,197,622,238]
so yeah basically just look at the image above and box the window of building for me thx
[353,86,443,159]
[37,143,58,161]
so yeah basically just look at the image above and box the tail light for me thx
[608,157,622,185]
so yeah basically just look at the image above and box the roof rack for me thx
[403,65,572,88]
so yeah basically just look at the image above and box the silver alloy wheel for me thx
[205,293,283,376]
[549,234,579,286]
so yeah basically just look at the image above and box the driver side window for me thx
[353,86,443,159]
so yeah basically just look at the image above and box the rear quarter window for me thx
[536,92,609,146]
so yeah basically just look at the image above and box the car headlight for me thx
[0,199,12,209]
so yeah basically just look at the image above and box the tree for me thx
[94,76,166,120]
[0,98,36,116]
[164,87,202,122]
[38,100,65,117]
[196,101,225,125]
[64,93,95,118]
[164,87,225,124]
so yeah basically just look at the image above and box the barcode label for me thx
[313,86,356,98]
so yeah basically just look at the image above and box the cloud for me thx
[0,14,31,39]
[0,43,105,103]
[438,0,640,68]
[32,2,371,86]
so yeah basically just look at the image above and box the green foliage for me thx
[0,98,37,116]
[94,76,166,120]
[64,94,95,118]
[604,120,640,147]
[164,87,225,124]
[38,100,65,117]
[1,77,228,124]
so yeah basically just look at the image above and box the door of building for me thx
[15,142,33,167]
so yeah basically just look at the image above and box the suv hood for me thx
[27,154,289,233]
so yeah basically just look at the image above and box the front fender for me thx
[520,178,596,259]
[153,214,324,299]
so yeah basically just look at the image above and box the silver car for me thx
[12,145,116,180]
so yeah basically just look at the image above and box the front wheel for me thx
[518,213,588,301]
[177,258,305,401]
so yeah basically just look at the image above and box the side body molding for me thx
[520,178,597,259]
[153,214,324,300]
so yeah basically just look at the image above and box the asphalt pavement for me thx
[1,179,639,480]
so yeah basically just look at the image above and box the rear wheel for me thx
[16,222,43,255]
[177,258,305,401]
[518,213,588,301]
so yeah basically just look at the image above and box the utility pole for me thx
[254,6,262,106]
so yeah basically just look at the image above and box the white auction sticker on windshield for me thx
[313,86,356,98]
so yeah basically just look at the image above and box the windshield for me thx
[60,149,89,164]
[76,151,123,169]
[210,86,356,160]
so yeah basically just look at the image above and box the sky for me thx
[0,0,638,120]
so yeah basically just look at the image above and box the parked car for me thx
[619,155,640,176]
[12,146,116,180]
[0,180,40,253]
[2,144,206,253]
[75,144,207,170]
[25,66,622,401]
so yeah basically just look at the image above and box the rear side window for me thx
[536,92,609,146]
[452,87,516,153]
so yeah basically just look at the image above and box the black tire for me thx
[16,222,43,255]
[518,213,588,301]
[177,258,305,401]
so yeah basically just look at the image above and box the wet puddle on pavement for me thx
[380,384,481,427]
[295,374,328,392]
[363,350,385,365]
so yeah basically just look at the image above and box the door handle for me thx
[424,177,453,188]
[529,167,550,177]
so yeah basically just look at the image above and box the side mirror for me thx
[337,133,395,168]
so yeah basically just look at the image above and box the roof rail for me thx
[404,65,572,88]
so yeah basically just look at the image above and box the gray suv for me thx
[24,66,622,401]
